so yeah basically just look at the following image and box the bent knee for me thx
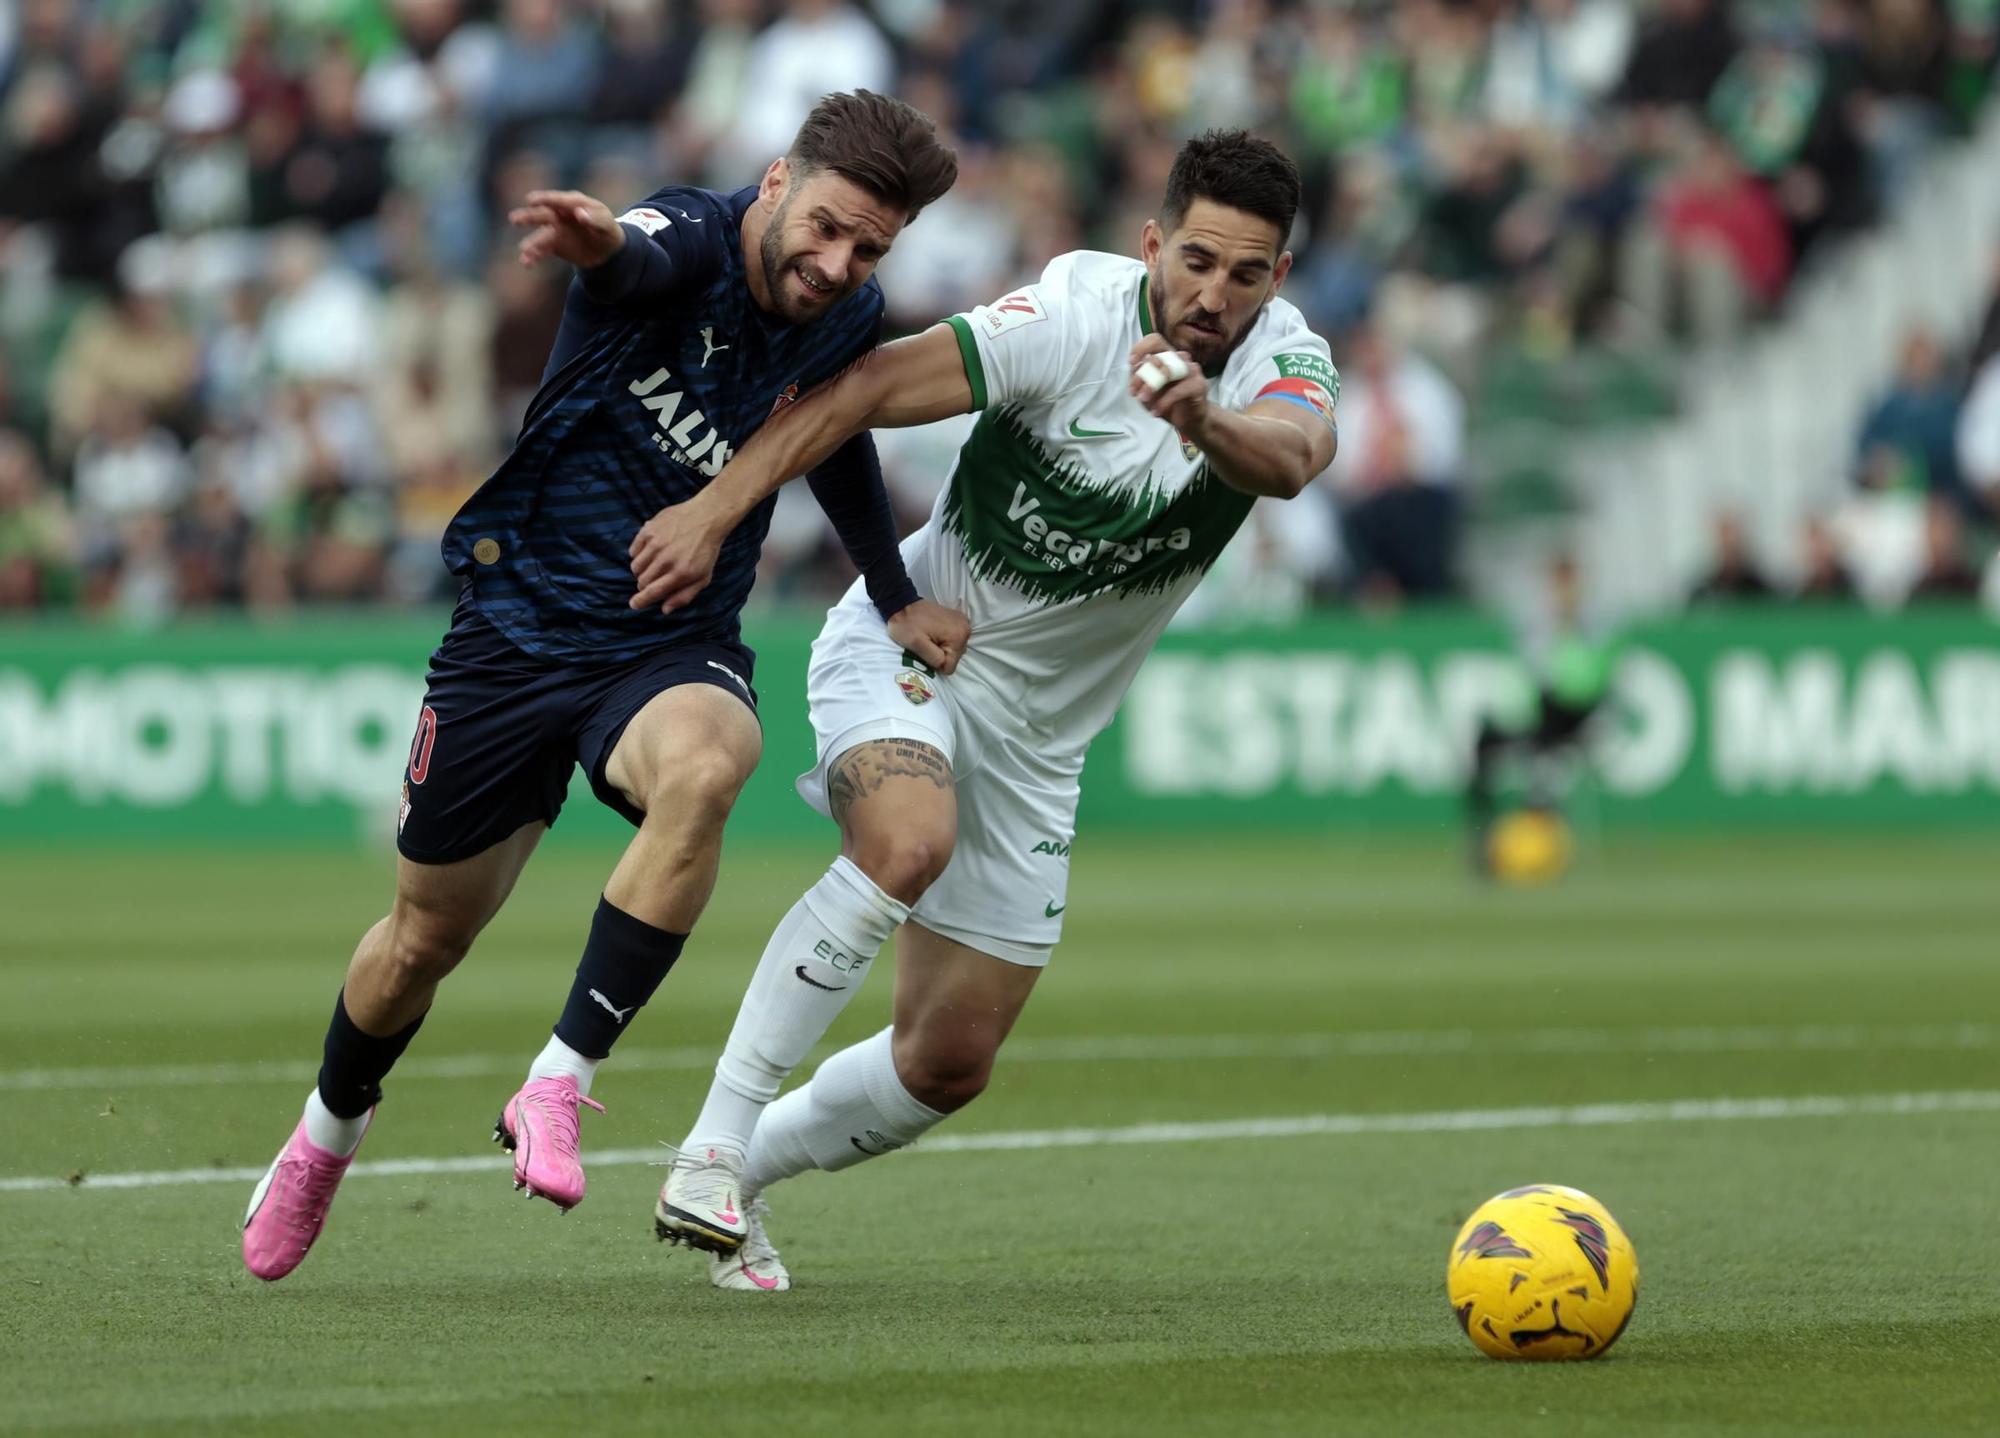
[382,906,476,989]
[848,828,955,905]
[891,1031,993,1113]
[643,745,757,825]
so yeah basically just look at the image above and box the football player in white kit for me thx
[627,131,1339,1289]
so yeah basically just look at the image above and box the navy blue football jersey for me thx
[443,185,885,663]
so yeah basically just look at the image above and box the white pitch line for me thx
[4,1088,1996,1195]
[1,1021,1991,1094]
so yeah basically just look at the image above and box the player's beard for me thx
[760,192,844,324]
[1148,265,1261,371]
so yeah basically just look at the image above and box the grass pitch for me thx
[3,833,1998,1435]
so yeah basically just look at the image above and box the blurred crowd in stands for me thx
[1,0,1996,624]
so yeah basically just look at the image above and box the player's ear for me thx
[761,157,790,204]
[1271,250,1293,294]
[1140,218,1163,266]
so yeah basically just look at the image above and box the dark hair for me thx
[1160,130,1301,244]
[788,90,959,221]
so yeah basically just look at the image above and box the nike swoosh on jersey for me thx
[1067,419,1120,439]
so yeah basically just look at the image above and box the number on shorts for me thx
[407,705,438,785]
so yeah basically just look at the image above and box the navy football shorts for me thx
[395,595,759,864]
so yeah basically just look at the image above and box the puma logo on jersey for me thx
[699,327,729,367]
[628,365,734,476]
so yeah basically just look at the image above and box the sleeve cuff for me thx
[944,315,988,412]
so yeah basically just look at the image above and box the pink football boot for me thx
[241,1114,369,1281]
[493,1076,604,1211]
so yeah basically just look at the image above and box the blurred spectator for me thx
[266,50,391,236]
[1855,0,1954,203]
[1690,512,1777,598]
[1324,319,1466,600]
[373,207,496,474]
[671,0,762,186]
[1855,329,1965,510]
[1796,515,1862,598]
[1623,127,1791,347]
[71,394,190,594]
[175,472,254,609]
[1969,246,2000,375]
[593,0,688,132]
[1908,495,1983,595]
[1957,346,2000,513]
[873,411,978,527]
[156,69,253,237]
[48,254,200,457]
[0,430,76,609]
[0,56,140,283]
[485,245,567,438]
[874,144,1019,333]
[731,0,893,179]
[1483,0,1636,136]
[1709,19,1874,256]
[260,226,378,385]
[485,0,601,131]
[1289,3,1405,161]
[1617,0,1743,111]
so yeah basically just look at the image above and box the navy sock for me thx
[553,896,687,1061]
[316,990,426,1120]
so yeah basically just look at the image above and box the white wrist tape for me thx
[1137,350,1191,393]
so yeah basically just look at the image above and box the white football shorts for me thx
[796,603,1082,967]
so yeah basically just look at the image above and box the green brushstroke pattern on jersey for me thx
[941,406,1254,604]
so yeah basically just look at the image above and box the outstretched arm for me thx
[629,324,974,612]
[511,190,720,304]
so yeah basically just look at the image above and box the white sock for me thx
[683,857,907,1156]
[742,1027,945,1194]
[302,1087,370,1157]
[527,1033,600,1098]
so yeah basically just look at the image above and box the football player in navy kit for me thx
[242,92,966,1282]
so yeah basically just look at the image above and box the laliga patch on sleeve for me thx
[618,207,672,235]
[980,287,1048,338]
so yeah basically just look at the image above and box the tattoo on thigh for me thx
[828,740,951,823]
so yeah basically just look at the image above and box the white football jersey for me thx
[874,249,1338,742]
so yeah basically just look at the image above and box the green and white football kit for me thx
[797,249,1338,966]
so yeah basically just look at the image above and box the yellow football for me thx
[1447,1185,1638,1360]
[1488,809,1573,885]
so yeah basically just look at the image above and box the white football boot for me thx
[708,1199,790,1292]
[653,1143,749,1253]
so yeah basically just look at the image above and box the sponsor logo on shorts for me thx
[1043,900,1067,918]
[896,669,935,705]
[706,660,750,696]
[1029,839,1071,857]
[398,781,411,834]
